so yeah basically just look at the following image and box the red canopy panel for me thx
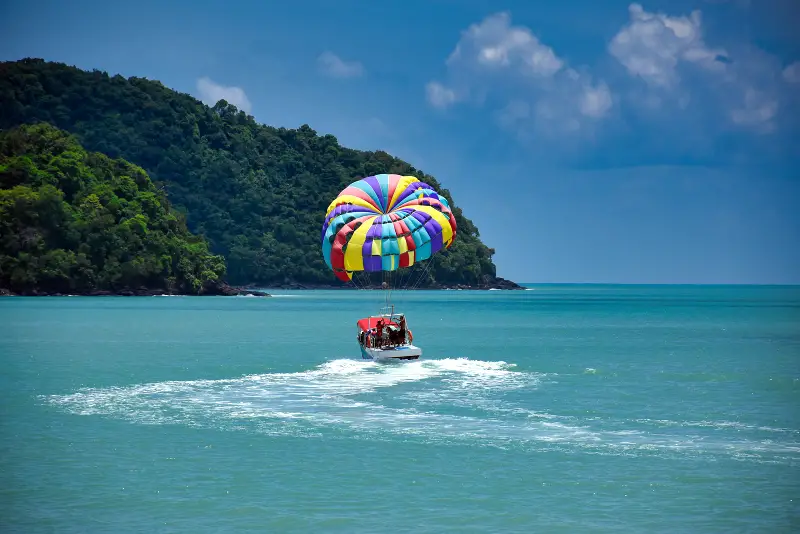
[357,317,400,332]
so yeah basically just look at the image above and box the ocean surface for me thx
[1,285,798,532]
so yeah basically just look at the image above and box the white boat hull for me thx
[360,343,422,361]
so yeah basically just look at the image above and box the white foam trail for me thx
[41,358,800,463]
[632,418,800,435]
[44,358,521,421]
[42,358,550,441]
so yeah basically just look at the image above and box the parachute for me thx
[321,174,458,283]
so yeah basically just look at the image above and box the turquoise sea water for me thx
[1,285,799,532]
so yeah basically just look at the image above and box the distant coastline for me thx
[6,282,791,296]
[0,277,526,296]
[0,284,271,297]
[245,277,525,291]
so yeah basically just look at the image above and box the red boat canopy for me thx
[357,317,400,332]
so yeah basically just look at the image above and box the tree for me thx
[0,123,226,294]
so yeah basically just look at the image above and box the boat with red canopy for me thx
[356,305,422,361]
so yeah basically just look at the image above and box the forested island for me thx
[0,124,267,296]
[0,58,522,295]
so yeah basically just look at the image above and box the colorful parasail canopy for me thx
[321,174,458,282]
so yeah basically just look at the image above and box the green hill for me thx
[0,58,515,289]
[0,123,245,296]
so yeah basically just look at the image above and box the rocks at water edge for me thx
[0,283,271,297]
[204,282,271,297]
[258,276,525,291]
[434,277,526,290]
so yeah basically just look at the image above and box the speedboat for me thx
[356,306,422,362]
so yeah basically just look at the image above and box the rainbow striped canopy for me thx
[321,174,458,282]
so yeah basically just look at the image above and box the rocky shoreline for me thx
[248,277,526,291]
[0,283,271,297]
[1,277,525,296]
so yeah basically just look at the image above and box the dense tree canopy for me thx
[0,58,502,287]
[0,123,226,295]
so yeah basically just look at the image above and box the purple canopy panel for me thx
[431,231,444,254]
[423,219,441,239]
[363,255,382,271]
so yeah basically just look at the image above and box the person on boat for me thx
[376,319,384,348]
[399,316,407,343]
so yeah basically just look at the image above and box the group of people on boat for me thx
[359,316,412,349]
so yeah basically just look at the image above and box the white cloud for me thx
[317,51,364,78]
[608,3,727,88]
[783,62,800,84]
[580,82,613,118]
[446,12,563,77]
[729,88,778,132]
[425,81,457,108]
[425,4,798,156]
[426,11,612,136]
[608,4,794,135]
[196,77,252,113]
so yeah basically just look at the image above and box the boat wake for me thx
[42,358,799,464]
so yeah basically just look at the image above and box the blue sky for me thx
[2,0,799,284]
